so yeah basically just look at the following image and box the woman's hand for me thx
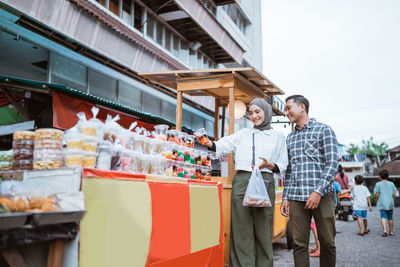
[258,157,275,170]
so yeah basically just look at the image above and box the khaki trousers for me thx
[289,192,336,267]
[229,171,275,267]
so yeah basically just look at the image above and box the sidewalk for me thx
[273,207,400,266]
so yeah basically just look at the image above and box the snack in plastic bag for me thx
[243,167,271,207]
[81,107,104,140]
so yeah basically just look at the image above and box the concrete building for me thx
[0,0,284,134]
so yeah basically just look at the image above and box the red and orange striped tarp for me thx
[80,169,224,267]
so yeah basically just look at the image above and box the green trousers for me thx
[289,192,336,267]
[229,171,275,267]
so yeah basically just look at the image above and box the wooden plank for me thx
[176,73,233,81]
[176,91,183,131]
[228,87,236,183]
[1,248,28,267]
[177,78,234,91]
[46,240,64,267]
[214,99,220,141]
[222,187,232,264]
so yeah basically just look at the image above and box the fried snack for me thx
[41,203,57,211]
[9,198,29,212]
[0,198,11,209]
[29,196,43,209]
[13,131,35,140]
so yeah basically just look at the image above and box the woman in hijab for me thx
[200,98,288,267]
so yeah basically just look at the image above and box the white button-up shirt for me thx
[215,128,288,176]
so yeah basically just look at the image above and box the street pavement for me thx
[273,207,400,266]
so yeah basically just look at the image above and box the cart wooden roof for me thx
[139,68,284,106]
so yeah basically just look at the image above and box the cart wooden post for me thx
[140,68,285,264]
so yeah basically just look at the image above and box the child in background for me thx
[343,175,372,235]
[309,218,320,257]
[374,169,397,237]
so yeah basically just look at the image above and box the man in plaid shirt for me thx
[281,95,338,267]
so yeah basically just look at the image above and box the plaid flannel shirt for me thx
[283,119,338,201]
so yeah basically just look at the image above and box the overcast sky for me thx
[261,0,400,148]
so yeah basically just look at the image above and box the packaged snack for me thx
[157,156,166,176]
[120,149,133,172]
[110,147,122,171]
[0,150,13,161]
[167,130,179,144]
[133,134,145,154]
[34,128,63,140]
[13,149,33,160]
[186,135,195,148]
[139,155,150,174]
[194,128,209,145]
[63,149,83,168]
[64,131,84,150]
[13,139,34,150]
[82,136,98,152]
[178,132,188,146]
[12,159,33,170]
[33,149,63,170]
[13,131,35,140]
[0,161,12,171]
[154,124,169,141]
[81,107,104,140]
[82,151,97,168]
[148,138,163,155]
[183,148,191,163]
[131,152,141,173]
[96,143,113,170]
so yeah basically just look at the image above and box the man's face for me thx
[285,99,304,123]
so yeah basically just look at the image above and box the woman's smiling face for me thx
[249,104,265,126]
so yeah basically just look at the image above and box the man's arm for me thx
[314,126,339,196]
[375,192,380,204]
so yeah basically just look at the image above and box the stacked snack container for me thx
[12,131,35,170]
[33,129,63,170]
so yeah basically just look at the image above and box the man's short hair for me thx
[285,95,310,114]
[354,175,364,185]
[378,169,389,179]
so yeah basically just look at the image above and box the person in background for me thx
[200,98,288,267]
[342,175,372,235]
[309,218,320,257]
[335,164,349,190]
[374,169,397,237]
[281,95,338,267]
[334,181,342,216]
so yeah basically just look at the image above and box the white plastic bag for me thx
[243,167,271,207]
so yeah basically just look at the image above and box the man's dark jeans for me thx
[289,192,336,267]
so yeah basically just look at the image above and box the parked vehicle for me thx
[337,192,353,221]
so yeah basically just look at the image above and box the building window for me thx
[118,80,141,110]
[146,13,155,39]
[205,119,214,136]
[122,0,132,25]
[192,114,205,130]
[95,0,106,7]
[51,53,87,92]
[165,29,172,51]
[109,0,119,16]
[156,20,164,45]
[172,34,180,57]
[88,69,117,101]
[134,2,143,31]
[223,4,249,35]
[180,41,189,66]
[183,110,192,129]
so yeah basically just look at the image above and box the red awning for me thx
[52,92,156,131]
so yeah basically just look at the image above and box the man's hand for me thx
[258,157,274,170]
[281,199,289,217]
[369,207,373,212]
[305,192,322,209]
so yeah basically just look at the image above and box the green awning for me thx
[0,105,24,125]
[0,75,192,131]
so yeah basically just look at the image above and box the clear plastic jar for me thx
[133,134,145,154]
[139,155,150,174]
[12,159,33,170]
[120,149,133,172]
[63,149,84,168]
[35,128,63,140]
[13,149,33,160]
[13,131,35,140]
[13,139,34,150]
[154,124,169,141]
[96,145,113,170]
[64,132,84,150]
[167,129,179,144]
[82,136,98,152]
[82,151,97,168]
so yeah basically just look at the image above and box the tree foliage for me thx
[346,137,388,165]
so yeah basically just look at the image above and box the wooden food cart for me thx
[140,68,289,263]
